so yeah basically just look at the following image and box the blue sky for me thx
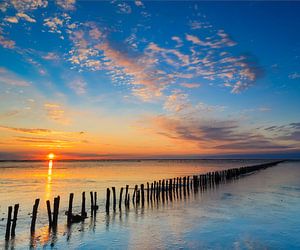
[0,0,299,159]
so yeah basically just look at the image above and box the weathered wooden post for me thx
[81,192,87,219]
[147,182,150,203]
[30,199,40,234]
[150,183,153,201]
[67,193,74,226]
[153,181,157,200]
[169,179,173,201]
[46,200,52,228]
[11,204,19,237]
[106,188,110,214]
[53,196,60,229]
[125,185,129,207]
[90,191,94,212]
[127,194,130,209]
[5,206,12,240]
[141,184,145,206]
[119,187,124,210]
[133,185,137,204]
[94,192,98,211]
[112,187,116,212]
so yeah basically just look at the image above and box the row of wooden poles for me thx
[4,160,283,241]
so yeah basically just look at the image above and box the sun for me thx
[47,153,55,160]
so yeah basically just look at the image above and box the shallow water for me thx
[0,160,299,249]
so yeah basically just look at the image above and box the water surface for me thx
[1,160,299,249]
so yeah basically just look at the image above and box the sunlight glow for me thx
[47,153,55,160]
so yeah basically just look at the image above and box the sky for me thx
[0,0,299,160]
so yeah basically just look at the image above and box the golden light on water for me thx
[46,159,53,201]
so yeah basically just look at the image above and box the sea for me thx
[0,159,299,249]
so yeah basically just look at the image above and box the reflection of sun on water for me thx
[45,153,55,201]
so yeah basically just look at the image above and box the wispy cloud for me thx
[180,83,201,89]
[0,27,15,49]
[56,0,76,10]
[44,103,70,124]
[42,52,59,60]
[288,72,300,79]
[0,126,52,135]
[16,13,36,23]
[0,125,85,136]
[68,79,87,95]
[0,67,31,86]
[144,115,294,152]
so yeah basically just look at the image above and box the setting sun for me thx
[47,153,55,160]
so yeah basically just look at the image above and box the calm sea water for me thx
[0,160,299,249]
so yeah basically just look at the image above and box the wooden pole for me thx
[81,192,86,219]
[53,196,60,229]
[150,183,153,201]
[90,191,94,212]
[119,187,124,210]
[112,187,116,212]
[67,193,74,225]
[11,204,19,237]
[147,182,150,203]
[30,199,40,234]
[5,206,12,240]
[46,200,52,228]
[106,188,110,214]
[94,192,98,211]
[141,184,145,206]
[125,185,129,207]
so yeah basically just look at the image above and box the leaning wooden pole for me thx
[30,199,40,234]
[67,193,74,226]
[11,204,19,237]
[5,206,12,240]
[119,187,124,210]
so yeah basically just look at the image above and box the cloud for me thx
[43,16,64,34]
[15,136,73,148]
[0,67,31,86]
[11,0,48,12]
[0,125,86,137]
[0,110,20,119]
[164,90,190,113]
[117,2,132,14]
[0,26,16,49]
[171,36,183,48]
[44,103,69,124]
[263,122,300,142]
[135,1,143,7]
[68,79,87,95]
[16,13,36,23]
[288,72,300,79]
[185,31,236,48]
[4,16,19,23]
[42,52,59,60]
[0,126,52,135]
[180,83,201,88]
[145,115,295,152]
[89,27,102,40]
[56,0,76,10]
[214,140,290,150]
